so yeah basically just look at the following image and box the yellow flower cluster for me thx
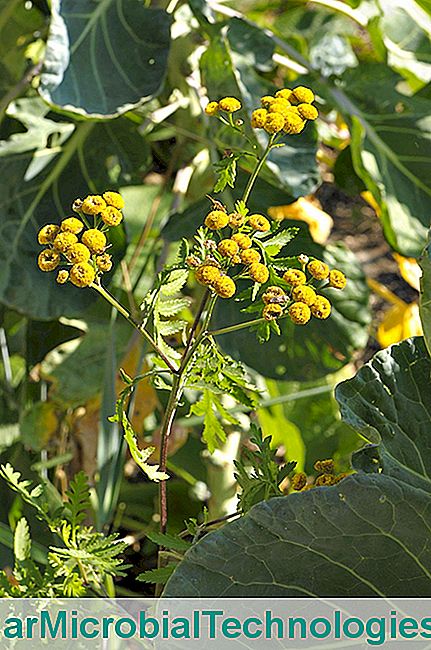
[190,204,275,299]
[252,86,318,136]
[258,258,346,326]
[205,97,242,115]
[36,191,122,287]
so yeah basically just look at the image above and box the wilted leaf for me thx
[20,402,59,451]
[268,197,333,244]
[393,253,422,291]
[377,301,422,348]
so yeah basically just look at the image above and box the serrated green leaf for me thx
[121,412,169,482]
[137,565,176,585]
[157,298,191,318]
[190,390,227,453]
[146,532,191,552]
[14,518,31,563]
[160,270,190,297]
[213,155,238,193]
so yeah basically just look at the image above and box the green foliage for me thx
[420,230,431,355]
[213,154,240,193]
[0,467,127,597]
[234,425,296,513]
[164,338,431,597]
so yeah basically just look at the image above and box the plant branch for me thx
[91,281,179,375]
[241,136,274,205]
[207,316,265,337]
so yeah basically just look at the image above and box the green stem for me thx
[207,317,265,337]
[91,282,179,375]
[241,136,274,205]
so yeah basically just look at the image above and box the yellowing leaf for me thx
[377,301,423,348]
[361,190,382,217]
[393,253,422,292]
[268,197,333,244]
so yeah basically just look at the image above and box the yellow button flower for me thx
[53,231,78,253]
[196,265,222,286]
[205,101,219,116]
[284,112,305,134]
[218,97,241,113]
[268,98,291,114]
[291,472,307,491]
[81,195,106,215]
[251,108,268,128]
[297,103,318,121]
[218,238,239,258]
[264,112,285,134]
[96,253,113,272]
[56,270,69,284]
[248,214,270,232]
[228,212,245,228]
[291,86,315,104]
[100,206,123,227]
[249,262,269,284]
[262,286,286,304]
[311,296,331,319]
[70,262,96,288]
[240,249,261,265]
[204,210,229,230]
[283,268,306,286]
[38,249,60,272]
[213,275,236,298]
[103,191,125,210]
[328,269,347,289]
[292,285,317,306]
[66,243,91,264]
[61,217,84,234]
[38,224,59,245]
[262,303,283,321]
[81,229,107,254]
[288,302,311,325]
[275,89,293,101]
[231,233,252,249]
[261,96,276,109]
[307,259,330,280]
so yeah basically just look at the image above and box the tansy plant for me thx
[36,86,346,540]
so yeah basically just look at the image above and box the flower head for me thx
[251,109,267,128]
[205,101,219,116]
[81,195,106,215]
[96,253,113,272]
[291,472,307,491]
[38,249,60,272]
[262,286,286,304]
[218,238,239,258]
[307,259,330,280]
[261,96,276,109]
[284,112,305,134]
[37,224,59,245]
[196,265,222,286]
[240,249,261,265]
[100,206,123,227]
[297,103,318,121]
[204,210,229,230]
[311,296,331,319]
[218,97,241,113]
[228,212,245,228]
[70,262,96,288]
[262,303,283,321]
[283,269,306,286]
[61,217,84,234]
[292,285,317,306]
[249,262,269,284]
[268,98,291,114]
[264,112,285,134]
[288,302,311,325]
[66,243,91,264]
[213,275,236,298]
[103,191,125,210]
[291,86,315,104]
[232,233,252,250]
[81,229,107,254]
[56,270,69,284]
[275,89,293,101]
[328,269,347,289]
[53,231,78,253]
[248,214,270,232]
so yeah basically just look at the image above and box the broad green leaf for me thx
[164,473,431,596]
[336,336,431,493]
[213,229,371,382]
[330,64,431,257]
[39,1,171,118]
[20,401,58,451]
[0,98,149,319]
[419,231,431,354]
